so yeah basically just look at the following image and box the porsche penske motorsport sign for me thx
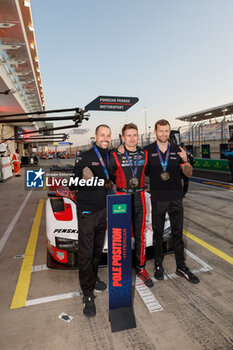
[85,96,139,112]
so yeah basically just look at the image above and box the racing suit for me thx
[109,147,148,269]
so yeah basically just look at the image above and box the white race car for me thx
[46,176,173,269]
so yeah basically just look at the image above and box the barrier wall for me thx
[193,158,230,172]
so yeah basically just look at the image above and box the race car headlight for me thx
[55,237,78,249]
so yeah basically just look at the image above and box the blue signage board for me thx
[58,142,72,145]
[107,194,136,332]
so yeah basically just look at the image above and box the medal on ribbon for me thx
[105,179,114,190]
[124,148,139,188]
[93,145,113,190]
[155,141,170,181]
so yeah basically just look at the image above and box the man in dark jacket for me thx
[145,119,200,284]
[74,124,111,317]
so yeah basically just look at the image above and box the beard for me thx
[156,136,169,143]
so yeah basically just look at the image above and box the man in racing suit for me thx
[110,123,153,288]
[74,124,111,317]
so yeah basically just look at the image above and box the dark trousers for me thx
[152,199,185,268]
[77,208,106,296]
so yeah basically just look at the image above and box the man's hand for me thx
[178,147,192,177]
[118,144,125,154]
[178,146,188,162]
[82,166,94,180]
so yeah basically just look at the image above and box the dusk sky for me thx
[31,0,233,146]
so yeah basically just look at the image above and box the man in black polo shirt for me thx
[145,119,199,284]
[74,124,112,317]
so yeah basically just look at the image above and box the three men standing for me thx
[75,120,199,318]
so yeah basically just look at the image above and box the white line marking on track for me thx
[31,264,49,272]
[26,291,82,307]
[14,255,24,259]
[0,191,32,254]
[185,248,213,271]
[27,249,212,309]
[135,277,163,313]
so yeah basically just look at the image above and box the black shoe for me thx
[83,295,96,317]
[136,268,154,288]
[94,277,107,291]
[176,266,200,284]
[154,265,164,280]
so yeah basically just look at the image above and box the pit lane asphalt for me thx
[0,158,232,350]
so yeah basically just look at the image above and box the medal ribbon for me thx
[93,145,110,179]
[155,141,170,172]
[124,149,139,177]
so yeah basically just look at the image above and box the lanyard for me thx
[155,141,170,172]
[93,145,109,179]
[124,149,139,177]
